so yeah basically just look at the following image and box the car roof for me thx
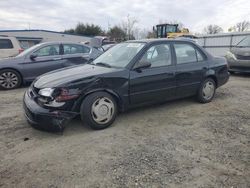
[126,38,196,44]
[38,41,91,47]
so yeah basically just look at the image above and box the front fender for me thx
[71,88,125,113]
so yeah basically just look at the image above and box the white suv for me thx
[0,36,24,59]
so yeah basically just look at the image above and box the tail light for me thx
[19,49,24,53]
[55,88,79,102]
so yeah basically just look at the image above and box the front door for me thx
[22,44,63,81]
[129,43,176,105]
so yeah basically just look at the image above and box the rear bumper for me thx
[23,91,78,132]
[217,71,230,88]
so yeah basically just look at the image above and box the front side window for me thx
[92,42,145,68]
[174,43,204,64]
[140,44,172,68]
[0,39,13,49]
[33,45,60,57]
[63,44,90,54]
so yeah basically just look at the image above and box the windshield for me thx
[16,43,43,57]
[237,37,250,47]
[92,42,145,68]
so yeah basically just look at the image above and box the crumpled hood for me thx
[34,64,119,88]
[231,47,250,56]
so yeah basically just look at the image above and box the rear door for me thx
[129,42,176,105]
[173,42,208,97]
[22,44,63,81]
[61,44,90,67]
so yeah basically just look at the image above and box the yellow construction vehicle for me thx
[154,23,196,39]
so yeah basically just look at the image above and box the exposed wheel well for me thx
[206,75,217,88]
[73,90,123,113]
[0,68,23,84]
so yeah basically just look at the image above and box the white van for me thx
[0,36,24,59]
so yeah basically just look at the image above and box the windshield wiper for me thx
[95,62,111,68]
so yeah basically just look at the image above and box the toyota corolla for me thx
[23,39,229,132]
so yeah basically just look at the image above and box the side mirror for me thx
[30,54,37,60]
[133,60,151,70]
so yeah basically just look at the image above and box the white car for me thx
[0,36,24,59]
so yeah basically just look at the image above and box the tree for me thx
[203,25,223,34]
[64,28,75,34]
[64,23,104,36]
[235,21,250,32]
[121,15,138,40]
[75,23,103,36]
[146,31,156,38]
[107,26,126,42]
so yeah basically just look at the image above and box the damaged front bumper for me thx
[23,91,78,132]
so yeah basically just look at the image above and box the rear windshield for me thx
[0,39,13,49]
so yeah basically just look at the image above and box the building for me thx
[0,30,92,49]
[197,31,250,57]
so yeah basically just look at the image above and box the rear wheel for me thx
[80,92,117,130]
[0,69,22,90]
[197,78,216,103]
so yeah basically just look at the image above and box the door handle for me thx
[53,57,62,60]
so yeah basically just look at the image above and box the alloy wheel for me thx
[0,71,19,89]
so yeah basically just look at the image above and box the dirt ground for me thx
[0,74,249,188]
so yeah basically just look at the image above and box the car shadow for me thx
[231,72,250,78]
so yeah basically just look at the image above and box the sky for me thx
[0,0,249,34]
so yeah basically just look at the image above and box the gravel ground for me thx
[0,74,249,188]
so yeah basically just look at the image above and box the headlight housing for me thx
[38,88,55,98]
[37,88,80,107]
[226,51,236,60]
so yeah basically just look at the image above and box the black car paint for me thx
[23,39,229,131]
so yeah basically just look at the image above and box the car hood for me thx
[0,56,22,65]
[231,47,250,56]
[34,64,120,88]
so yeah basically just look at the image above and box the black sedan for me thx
[23,39,229,132]
[0,42,102,89]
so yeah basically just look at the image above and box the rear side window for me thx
[63,44,90,54]
[33,45,60,57]
[0,39,13,49]
[174,43,204,64]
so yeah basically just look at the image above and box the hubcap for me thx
[91,97,114,124]
[0,72,18,89]
[202,81,215,100]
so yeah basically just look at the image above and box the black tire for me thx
[197,78,216,103]
[0,69,22,90]
[80,91,118,130]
